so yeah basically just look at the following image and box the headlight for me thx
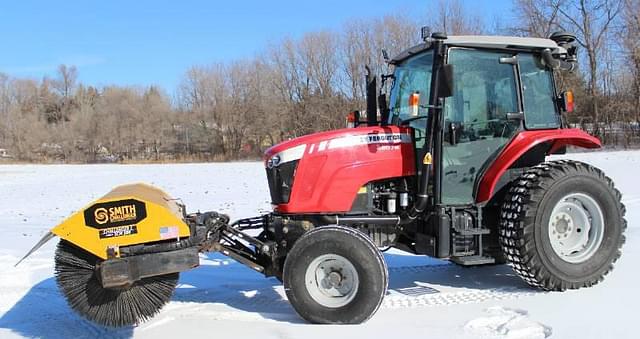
[267,155,281,169]
[265,159,299,204]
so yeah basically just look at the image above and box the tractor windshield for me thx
[388,51,434,125]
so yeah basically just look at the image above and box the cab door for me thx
[441,48,521,204]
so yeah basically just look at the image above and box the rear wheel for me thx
[499,160,626,290]
[283,226,388,324]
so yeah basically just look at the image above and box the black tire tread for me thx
[499,160,626,291]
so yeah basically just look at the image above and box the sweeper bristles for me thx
[54,240,178,327]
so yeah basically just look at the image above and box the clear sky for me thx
[0,0,513,93]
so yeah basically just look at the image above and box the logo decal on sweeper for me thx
[94,208,109,225]
[84,199,147,229]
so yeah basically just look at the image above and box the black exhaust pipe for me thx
[365,65,378,126]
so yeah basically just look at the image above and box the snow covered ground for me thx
[0,150,638,339]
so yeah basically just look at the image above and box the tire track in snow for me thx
[383,287,542,308]
[384,264,543,308]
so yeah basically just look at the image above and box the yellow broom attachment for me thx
[17,183,196,327]
[50,182,191,260]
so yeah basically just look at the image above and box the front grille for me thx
[266,160,299,204]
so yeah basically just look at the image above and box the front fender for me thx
[476,128,601,203]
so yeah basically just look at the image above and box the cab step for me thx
[450,255,496,266]
[454,228,491,236]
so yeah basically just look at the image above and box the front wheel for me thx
[499,160,626,290]
[283,226,388,324]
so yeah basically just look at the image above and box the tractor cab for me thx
[386,34,576,205]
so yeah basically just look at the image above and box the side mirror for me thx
[560,90,574,113]
[438,64,454,98]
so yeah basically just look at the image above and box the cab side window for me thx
[520,53,560,129]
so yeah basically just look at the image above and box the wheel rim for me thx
[548,192,605,263]
[304,253,359,308]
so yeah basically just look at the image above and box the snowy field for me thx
[0,150,639,339]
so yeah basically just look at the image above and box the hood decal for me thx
[305,132,411,154]
[265,126,413,160]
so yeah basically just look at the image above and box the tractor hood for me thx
[263,125,416,213]
[264,126,409,166]
[264,127,359,165]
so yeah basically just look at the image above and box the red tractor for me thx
[21,31,626,327]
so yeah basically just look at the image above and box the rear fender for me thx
[476,129,601,203]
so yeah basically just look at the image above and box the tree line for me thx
[0,0,638,163]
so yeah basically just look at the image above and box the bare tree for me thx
[432,0,484,35]
[0,73,10,144]
[340,14,419,106]
[555,0,623,137]
[513,0,563,37]
[621,0,640,119]
[53,64,78,99]
[298,31,339,97]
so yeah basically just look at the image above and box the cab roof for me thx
[390,35,560,65]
